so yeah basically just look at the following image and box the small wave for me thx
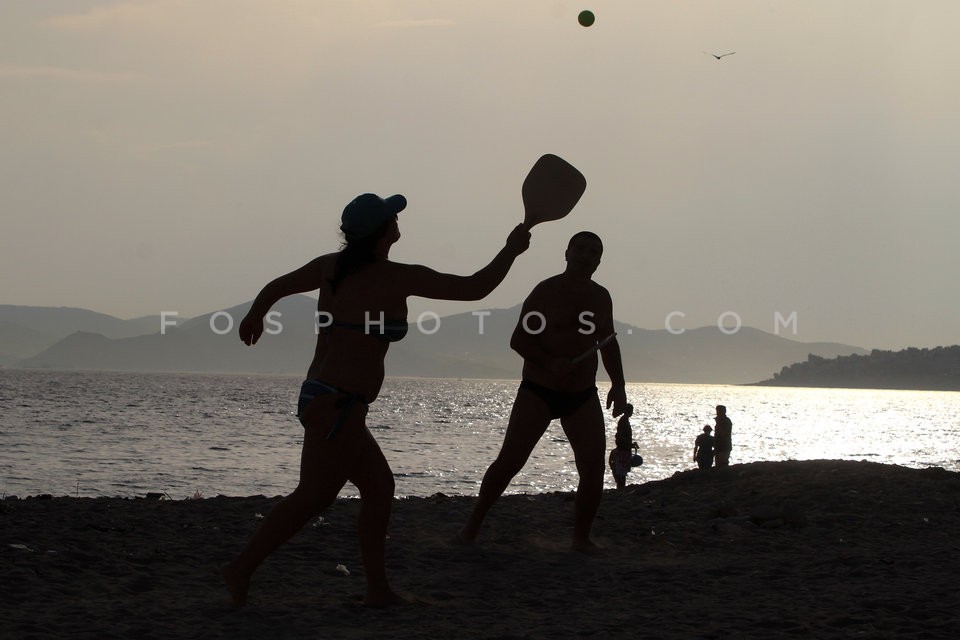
[394,471,431,478]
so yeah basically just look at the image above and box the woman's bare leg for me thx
[222,396,350,606]
[347,426,402,606]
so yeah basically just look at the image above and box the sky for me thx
[2,1,959,351]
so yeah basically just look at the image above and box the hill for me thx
[0,305,157,366]
[755,345,960,390]
[0,305,157,339]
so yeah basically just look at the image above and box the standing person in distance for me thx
[713,405,733,468]
[693,424,715,470]
[609,403,642,489]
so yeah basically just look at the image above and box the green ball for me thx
[578,10,595,27]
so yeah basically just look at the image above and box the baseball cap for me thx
[340,193,407,240]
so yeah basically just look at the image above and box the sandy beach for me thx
[3,459,959,639]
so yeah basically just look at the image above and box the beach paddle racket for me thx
[521,154,587,229]
[571,332,617,364]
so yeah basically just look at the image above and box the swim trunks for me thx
[519,380,598,420]
[297,379,367,439]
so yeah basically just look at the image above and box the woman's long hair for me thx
[329,218,395,295]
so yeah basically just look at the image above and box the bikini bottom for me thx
[297,379,367,439]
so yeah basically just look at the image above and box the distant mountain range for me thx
[1,296,868,385]
[0,305,158,360]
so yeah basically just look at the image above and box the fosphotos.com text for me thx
[159,310,799,337]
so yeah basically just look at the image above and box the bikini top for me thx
[326,318,409,342]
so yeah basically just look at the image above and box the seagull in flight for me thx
[704,51,736,60]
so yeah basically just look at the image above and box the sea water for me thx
[1,369,958,499]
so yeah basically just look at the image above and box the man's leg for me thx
[715,450,730,468]
[560,396,606,551]
[458,388,551,543]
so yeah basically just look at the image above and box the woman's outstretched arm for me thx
[239,255,329,345]
[398,224,530,301]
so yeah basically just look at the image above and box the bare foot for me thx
[221,562,250,607]
[450,530,476,547]
[571,539,602,555]
[363,588,411,608]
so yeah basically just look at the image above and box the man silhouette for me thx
[713,405,733,468]
[458,231,628,551]
[693,424,715,470]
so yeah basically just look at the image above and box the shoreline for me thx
[3,460,959,639]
